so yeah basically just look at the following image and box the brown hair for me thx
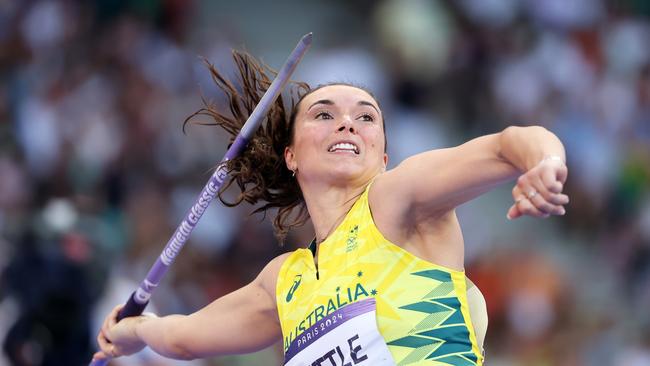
[184,50,384,244]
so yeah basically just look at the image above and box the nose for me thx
[337,125,355,133]
[336,117,355,134]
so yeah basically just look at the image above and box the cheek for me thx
[367,129,384,151]
[293,125,325,157]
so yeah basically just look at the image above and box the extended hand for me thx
[507,157,569,219]
[93,304,151,361]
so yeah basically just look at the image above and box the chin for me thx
[326,163,370,182]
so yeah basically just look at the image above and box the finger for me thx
[527,179,564,215]
[529,174,558,200]
[97,331,113,355]
[92,351,109,361]
[528,190,565,215]
[509,184,526,219]
[541,167,563,194]
[556,163,568,184]
[103,304,123,340]
[511,184,525,202]
[547,193,569,206]
[507,204,522,220]
[515,174,542,202]
[102,319,112,343]
[109,304,123,327]
[524,173,568,214]
[111,344,121,358]
[102,306,119,331]
[516,197,548,218]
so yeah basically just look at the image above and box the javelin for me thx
[89,32,313,366]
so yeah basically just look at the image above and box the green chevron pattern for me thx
[386,269,478,365]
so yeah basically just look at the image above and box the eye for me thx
[315,111,333,120]
[357,113,374,122]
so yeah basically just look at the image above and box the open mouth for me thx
[327,142,359,154]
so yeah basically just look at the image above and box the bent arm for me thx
[499,126,565,174]
[373,126,566,221]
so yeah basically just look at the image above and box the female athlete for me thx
[94,52,568,366]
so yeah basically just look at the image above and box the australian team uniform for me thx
[276,185,485,366]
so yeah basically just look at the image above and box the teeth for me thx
[328,142,359,154]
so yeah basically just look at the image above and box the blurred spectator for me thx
[2,228,96,365]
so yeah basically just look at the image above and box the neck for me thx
[299,178,370,244]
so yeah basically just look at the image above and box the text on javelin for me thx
[160,167,227,265]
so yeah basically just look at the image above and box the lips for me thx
[327,141,359,154]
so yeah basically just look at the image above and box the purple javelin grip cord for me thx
[90,33,312,365]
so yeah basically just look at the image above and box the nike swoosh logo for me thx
[286,275,302,302]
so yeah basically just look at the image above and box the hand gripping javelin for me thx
[89,32,312,366]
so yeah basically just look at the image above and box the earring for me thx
[292,170,296,177]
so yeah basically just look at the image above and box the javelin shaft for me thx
[90,33,312,366]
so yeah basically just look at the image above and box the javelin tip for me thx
[301,32,313,45]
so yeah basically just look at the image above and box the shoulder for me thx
[367,168,419,243]
[368,155,434,218]
[256,251,294,299]
[367,163,460,251]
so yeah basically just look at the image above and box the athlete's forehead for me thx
[299,85,381,115]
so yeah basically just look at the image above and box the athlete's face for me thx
[285,85,387,186]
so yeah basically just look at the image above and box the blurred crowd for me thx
[0,0,649,365]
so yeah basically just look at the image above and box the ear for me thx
[284,146,297,171]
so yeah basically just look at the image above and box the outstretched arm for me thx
[93,253,288,361]
[372,126,568,226]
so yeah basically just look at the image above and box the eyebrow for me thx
[307,99,334,111]
[358,100,380,114]
[307,99,380,114]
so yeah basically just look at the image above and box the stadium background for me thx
[0,0,649,365]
